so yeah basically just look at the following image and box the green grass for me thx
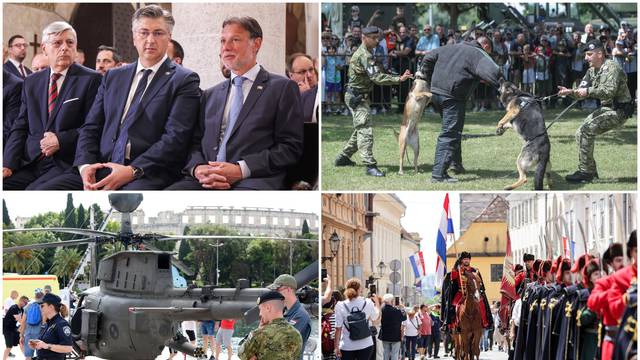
[321,108,637,191]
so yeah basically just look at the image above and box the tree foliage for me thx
[3,199,13,227]
[51,248,83,285]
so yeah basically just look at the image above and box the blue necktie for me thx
[112,69,152,164]
[216,76,246,162]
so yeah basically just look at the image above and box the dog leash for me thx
[545,99,579,131]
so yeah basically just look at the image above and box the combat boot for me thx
[431,174,459,183]
[449,163,466,174]
[565,171,597,183]
[334,154,356,167]
[366,166,385,177]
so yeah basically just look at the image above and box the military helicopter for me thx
[3,193,318,360]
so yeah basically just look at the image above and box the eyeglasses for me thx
[293,67,315,76]
[424,29,431,32]
[135,30,169,39]
[11,43,27,48]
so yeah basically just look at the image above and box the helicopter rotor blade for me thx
[243,259,319,323]
[152,235,317,243]
[3,237,99,253]
[3,227,118,238]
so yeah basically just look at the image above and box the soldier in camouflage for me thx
[239,290,302,360]
[334,26,412,177]
[558,39,634,183]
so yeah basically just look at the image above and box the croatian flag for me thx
[409,253,423,278]
[435,193,452,290]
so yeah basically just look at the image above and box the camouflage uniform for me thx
[239,318,302,360]
[573,59,632,174]
[340,42,402,166]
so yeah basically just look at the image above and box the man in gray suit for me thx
[167,16,303,190]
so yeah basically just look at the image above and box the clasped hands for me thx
[80,163,135,191]
[194,161,242,190]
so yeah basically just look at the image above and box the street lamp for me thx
[322,230,341,263]
[376,261,386,293]
[209,242,224,286]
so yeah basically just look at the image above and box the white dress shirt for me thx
[8,58,26,77]
[48,66,69,96]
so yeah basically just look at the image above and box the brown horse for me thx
[455,270,484,360]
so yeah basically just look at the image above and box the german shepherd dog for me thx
[495,81,551,190]
[398,70,431,174]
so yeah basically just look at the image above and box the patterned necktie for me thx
[19,64,26,78]
[48,72,62,116]
[216,76,246,162]
[111,69,153,164]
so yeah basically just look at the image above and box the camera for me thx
[321,268,327,281]
[296,285,318,304]
[367,284,377,298]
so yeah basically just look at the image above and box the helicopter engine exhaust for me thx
[165,333,207,359]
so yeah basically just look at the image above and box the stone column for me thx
[172,3,286,89]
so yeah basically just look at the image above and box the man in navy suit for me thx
[3,22,101,190]
[4,35,32,79]
[167,16,303,190]
[41,5,200,190]
[3,69,22,147]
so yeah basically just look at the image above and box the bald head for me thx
[258,299,285,324]
[476,36,492,53]
[31,53,49,72]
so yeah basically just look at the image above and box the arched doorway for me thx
[70,3,137,68]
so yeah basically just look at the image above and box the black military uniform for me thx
[613,280,637,360]
[37,294,73,360]
[421,39,503,182]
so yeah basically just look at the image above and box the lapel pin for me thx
[165,71,170,75]
[257,85,264,90]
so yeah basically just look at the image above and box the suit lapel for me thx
[211,82,230,147]
[46,64,78,129]
[38,69,51,128]
[113,63,139,125]
[227,67,269,140]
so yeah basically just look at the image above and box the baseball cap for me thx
[257,290,285,305]
[586,39,604,52]
[267,274,297,290]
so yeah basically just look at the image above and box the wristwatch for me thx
[131,166,144,179]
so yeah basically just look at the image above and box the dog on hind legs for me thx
[495,80,552,190]
[398,71,431,175]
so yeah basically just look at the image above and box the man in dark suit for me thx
[3,69,22,146]
[3,22,101,190]
[167,16,303,190]
[40,5,200,190]
[4,35,32,79]
[286,53,318,123]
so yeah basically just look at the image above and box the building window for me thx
[284,218,290,226]
[208,215,215,223]
[223,215,229,224]
[132,217,138,225]
[194,215,203,224]
[272,217,278,225]
[490,264,503,282]
[295,218,301,227]
[234,215,241,224]
[182,215,189,223]
[248,216,255,225]
[261,217,267,225]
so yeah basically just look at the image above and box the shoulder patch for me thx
[288,319,298,325]
[63,326,72,337]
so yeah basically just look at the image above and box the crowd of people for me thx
[4,5,319,191]
[321,5,637,115]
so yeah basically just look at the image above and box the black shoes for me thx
[565,171,599,183]
[366,166,385,177]
[431,174,459,183]
[334,154,356,167]
[449,163,466,174]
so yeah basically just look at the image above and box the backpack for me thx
[343,301,371,340]
[321,312,334,355]
[26,303,41,326]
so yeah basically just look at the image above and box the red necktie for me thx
[48,73,62,116]
[19,64,26,78]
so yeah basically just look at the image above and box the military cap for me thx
[362,26,380,36]
[257,290,285,305]
[459,251,471,260]
[42,293,62,306]
[523,253,535,262]
[586,39,604,52]
[268,274,297,290]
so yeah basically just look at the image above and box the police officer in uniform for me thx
[558,39,634,183]
[28,293,72,360]
[334,26,412,177]
[239,290,302,360]
[420,36,503,182]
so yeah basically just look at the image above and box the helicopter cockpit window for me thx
[158,254,171,270]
